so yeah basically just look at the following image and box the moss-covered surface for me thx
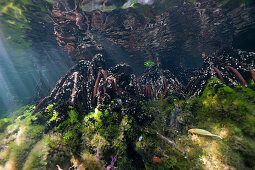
[0,0,49,50]
[0,78,255,169]
[187,78,255,169]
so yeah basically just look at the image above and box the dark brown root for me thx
[101,69,108,79]
[70,72,79,104]
[147,85,151,98]
[33,96,49,114]
[249,67,255,83]
[161,87,168,102]
[93,71,102,104]
[227,66,247,86]
[149,86,153,98]
[213,67,224,83]
[163,76,167,89]
[185,77,195,91]
[160,76,168,102]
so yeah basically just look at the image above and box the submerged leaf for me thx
[144,60,155,67]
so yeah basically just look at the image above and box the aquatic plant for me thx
[135,78,255,169]
[81,104,144,169]
[186,78,255,168]
[1,51,255,169]
[0,0,31,49]
[1,0,255,169]
[0,0,48,51]
[0,118,12,133]
[0,105,44,169]
[0,75,255,169]
[144,60,155,67]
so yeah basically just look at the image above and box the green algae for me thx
[23,139,48,170]
[190,78,255,168]
[0,78,255,169]
[46,104,60,124]
[144,60,155,67]
[137,78,255,169]
[0,118,12,133]
[0,0,31,49]
[2,124,44,169]
[0,105,72,169]
[48,106,83,151]
[82,105,138,169]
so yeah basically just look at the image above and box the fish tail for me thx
[210,134,223,139]
[215,135,222,139]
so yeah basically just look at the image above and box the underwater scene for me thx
[0,0,255,169]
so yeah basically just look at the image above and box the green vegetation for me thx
[0,0,48,49]
[55,106,83,150]
[135,78,255,169]
[0,105,44,169]
[0,78,254,169]
[23,139,47,170]
[0,118,12,133]
[46,104,59,123]
[82,104,142,169]
[141,78,255,169]
[144,60,155,67]
[5,125,44,170]
[0,105,72,170]
[189,78,255,168]
[0,0,31,49]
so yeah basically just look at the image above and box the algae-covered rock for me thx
[184,78,255,169]
[0,78,255,169]
[136,78,255,169]
[0,106,44,170]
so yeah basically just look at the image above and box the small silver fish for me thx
[188,129,222,139]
